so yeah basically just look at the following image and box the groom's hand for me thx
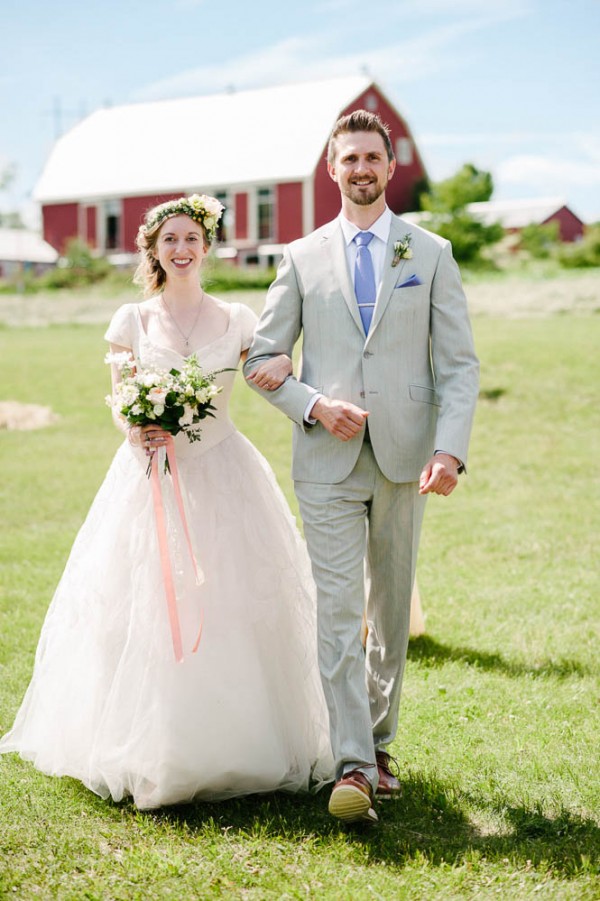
[312,397,368,441]
[419,453,460,496]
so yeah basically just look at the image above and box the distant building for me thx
[0,228,58,279]
[34,76,428,265]
[403,197,585,244]
[466,198,585,242]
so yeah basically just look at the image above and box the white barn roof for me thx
[35,76,373,204]
[0,228,58,264]
[466,198,577,228]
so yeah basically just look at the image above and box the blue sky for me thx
[2,0,599,228]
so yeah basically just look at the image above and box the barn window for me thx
[257,187,274,240]
[103,199,121,251]
[365,93,378,112]
[395,138,413,166]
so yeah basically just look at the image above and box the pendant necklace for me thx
[161,292,204,350]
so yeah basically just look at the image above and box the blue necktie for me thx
[354,231,376,334]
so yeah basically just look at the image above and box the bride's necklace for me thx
[161,292,204,350]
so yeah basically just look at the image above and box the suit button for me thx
[359,391,365,398]
[363,351,373,358]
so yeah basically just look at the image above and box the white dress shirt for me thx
[339,206,393,290]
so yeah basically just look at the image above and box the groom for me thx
[244,110,479,824]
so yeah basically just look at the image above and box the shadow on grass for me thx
[407,635,591,679]
[139,773,598,879]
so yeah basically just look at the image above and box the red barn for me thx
[466,198,585,242]
[34,76,428,264]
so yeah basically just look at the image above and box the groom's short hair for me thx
[327,110,395,164]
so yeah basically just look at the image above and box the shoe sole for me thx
[328,785,378,824]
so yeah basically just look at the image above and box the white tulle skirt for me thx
[0,432,334,808]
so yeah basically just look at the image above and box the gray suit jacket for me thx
[244,214,480,484]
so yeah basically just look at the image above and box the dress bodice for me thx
[105,301,258,458]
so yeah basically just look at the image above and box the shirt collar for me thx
[339,206,392,246]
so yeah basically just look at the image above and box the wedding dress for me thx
[0,302,334,808]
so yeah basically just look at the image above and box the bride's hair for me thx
[133,199,215,298]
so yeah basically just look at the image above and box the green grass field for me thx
[0,307,598,899]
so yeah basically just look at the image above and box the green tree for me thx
[558,224,600,268]
[519,221,560,258]
[41,238,112,289]
[416,164,502,263]
[423,213,503,263]
[420,163,494,213]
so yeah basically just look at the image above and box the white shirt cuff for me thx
[304,393,323,424]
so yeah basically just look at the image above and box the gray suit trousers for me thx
[295,440,427,784]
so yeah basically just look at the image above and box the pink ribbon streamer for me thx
[150,434,203,662]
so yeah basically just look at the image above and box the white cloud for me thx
[131,36,328,100]
[132,11,527,103]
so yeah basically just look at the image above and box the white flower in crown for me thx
[202,195,226,217]
[392,234,413,267]
[143,193,225,241]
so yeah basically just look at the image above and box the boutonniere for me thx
[392,234,413,267]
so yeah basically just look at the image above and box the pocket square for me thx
[395,274,423,289]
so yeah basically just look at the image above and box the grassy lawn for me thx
[0,306,598,899]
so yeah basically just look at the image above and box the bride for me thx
[0,194,333,808]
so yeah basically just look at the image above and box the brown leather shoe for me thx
[328,770,378,824]
[375,751,401,800]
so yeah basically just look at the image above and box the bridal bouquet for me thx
[105,351,223,443]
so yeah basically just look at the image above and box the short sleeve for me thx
[236,303,259,351]
[104,304,136,347]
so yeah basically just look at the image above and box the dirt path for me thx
[0,272,598,326]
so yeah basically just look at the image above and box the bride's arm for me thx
[244,354,292,391]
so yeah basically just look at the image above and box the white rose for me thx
[178,405,195,427]
[195,387,211,403]
[139,371,159,388]
[153,404,165,417]
[148,387,167,405]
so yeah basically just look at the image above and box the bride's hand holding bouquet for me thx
[105,351,224,467]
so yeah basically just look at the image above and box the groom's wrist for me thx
[304,393,324,424]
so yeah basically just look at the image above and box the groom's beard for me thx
[342,178,387,207]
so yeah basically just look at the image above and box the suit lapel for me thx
[366,218,409,344]
[324,221,365,335]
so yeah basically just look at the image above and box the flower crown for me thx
[142,194,225,241]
